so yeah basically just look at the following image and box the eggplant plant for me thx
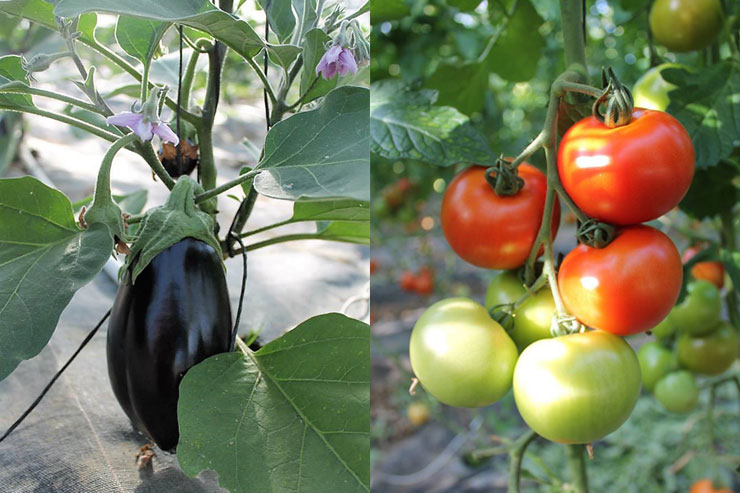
[0,1,370,492]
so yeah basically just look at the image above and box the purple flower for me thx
[315,45,358,80]
[106,112,179,144]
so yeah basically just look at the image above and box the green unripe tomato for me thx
[513,330,641,444]
[650,314,676,339]
[649,0,723,52]
[633,63,685,112]
[410,298,518,407]
[654,371,699,413]
[676,322,739,375]
[671,280,722,336]
[485,271,555,350]
[637,341,678,392]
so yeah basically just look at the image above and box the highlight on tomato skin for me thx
[557,225,683,336]
[441,163,560,270]
[557,109,695,226]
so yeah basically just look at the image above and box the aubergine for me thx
[107,237,232,451]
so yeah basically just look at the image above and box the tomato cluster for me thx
[399,266,435,295]
[639,276,739,414]
[409,74,722,448]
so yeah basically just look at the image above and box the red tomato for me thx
[414,266,435,295]
[441,164,560,269]
[370,258,378,275]
[400,271,416,292]
[558,109,694,225]
[558,225,683,335]
[682,246,724,289]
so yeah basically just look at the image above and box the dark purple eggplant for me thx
[107,238,232,451]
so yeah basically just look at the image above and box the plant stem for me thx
[0,104,120,142]
[195,169,259,204]
[91,133,139,207]
[720,210,740,329]
[135,141,176,190]
[0,81,104,115]
[230,232,366,256]
[565,445,588,493]
[559,0,588,79]
[180,47,201,108]
[140,62,150,102]
[508,429,538,492]
[245,55,277,104]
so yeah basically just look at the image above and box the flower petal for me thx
[133,118,154,141]
[324,45,342,63]
[321,62,338,80]
[106,112,144,127]
[338,49,358,75]
[152,123,180,145]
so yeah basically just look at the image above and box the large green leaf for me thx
[292,0,318,40]
[0,177,113,381]
[664,62,740,168]
[115,16,170,66]
[0,0,97,42]
[252,86,369,202]
[316,220,370,244]
[0,55,32,108]
[426,61,489,115]
[178,313,370,493]
[485,0,545,82]
[678,162,740,220]
[370,80,495,166]
[53,0,267,59]
[292,198,369,222]
[256,0,295,42]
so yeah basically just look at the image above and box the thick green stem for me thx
[229,232,364,257]
[720,210,740,329]
[135,141,176,189]
[0,104,119,142]
[140,62,150,102]
[559,0,588,78]
[90,134,139,208]
[198,41,227,193]
[180,48,200,108]
[508,429,538,492]
[195,169,258,204]
[196,124,217,192]
[565,445,588,493]
[0,81,104,114]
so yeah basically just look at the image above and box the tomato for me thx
[407,402,430,426]
[632,63,685,112]
[558,225,683,336]
[650,314,676,339]
[513,330,641,444]
[670,280,721,336]
[637,341,678,392]
[649,0,723,53]
[654,371,699,413]
[676,322,739,375]
[690,479,732,493]
[409,298,518,407]
[414,266,435,295]
[400,270,416,292]
[441,164,560,269]
[485,271,555,350]
[558,109,694,225]
[683,245,725,289]
[370,258,378,275]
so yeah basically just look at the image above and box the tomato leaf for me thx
[0,177,113,382]
[370,80,496,166]
[485,0,545,82]
[177,313,370,493]
[663,62,740,168]
[252,86,369,202]
[426,61,489,115]
[678,162,740,220]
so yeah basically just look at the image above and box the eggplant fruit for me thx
[107,238,232,451]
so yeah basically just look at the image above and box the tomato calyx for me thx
[592,67,634,128]
[489,302,516,332]
[551,314,585,337]
[576,218,616,248]
[484,157,524,196]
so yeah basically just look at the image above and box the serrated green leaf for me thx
[426,61,488,115]
[664,62,740,168]
[115,16,170,66]
[0,177,113,381]
[371,0,410,23]
[253,86,369,202]
[370,80,495,166]
[177,313,370,493]
[678,162,740,219]
[485,0,545,82]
